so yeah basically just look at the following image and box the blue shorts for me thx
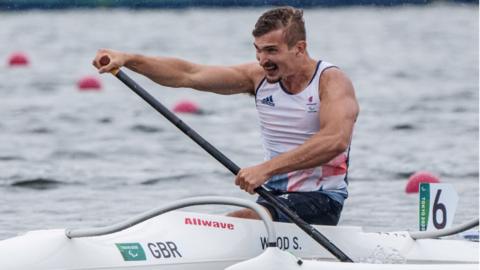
[256,191,343,225]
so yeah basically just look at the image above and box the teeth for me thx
[263,63,276,71]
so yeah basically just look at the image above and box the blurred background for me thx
[0,0,478,240]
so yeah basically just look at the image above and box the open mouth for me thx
[263,62,278,73]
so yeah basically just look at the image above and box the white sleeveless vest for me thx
[255,61,349,200]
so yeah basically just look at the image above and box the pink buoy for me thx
[8,52,29,66]
[77,76,102,91]
[405,171,440,194]
[173,100,200,114]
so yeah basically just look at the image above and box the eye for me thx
[266,48,277,53]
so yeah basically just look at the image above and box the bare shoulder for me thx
[319,67,355,100]
[232,62,264,93]
[319,67,359,120]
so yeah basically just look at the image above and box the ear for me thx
[295,41,307,55]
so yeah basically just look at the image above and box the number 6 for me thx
[433,189,447,229]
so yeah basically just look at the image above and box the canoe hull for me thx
[0,210,477,270]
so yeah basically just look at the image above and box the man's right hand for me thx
[92,49,130,74]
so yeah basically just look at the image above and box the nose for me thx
[256,51,268,66]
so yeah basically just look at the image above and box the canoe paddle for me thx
[98,56,353,263]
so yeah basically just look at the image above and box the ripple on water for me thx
[26,127,54,134]
[10,178,65,190]
[392,124,416,131]
[97,117,113,124]
[0,156,24,161]
[140,173,198,185]
[393,171,417,179]
[50,150,98,159]
[130,124,163,133]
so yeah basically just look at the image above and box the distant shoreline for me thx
[0,0,477,11]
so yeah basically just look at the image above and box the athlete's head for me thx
[252,7,307,83]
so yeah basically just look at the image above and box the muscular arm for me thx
[236,68,359,194]
[266,68,358,173]
[93,49,263,95]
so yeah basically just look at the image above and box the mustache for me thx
[262,61,277,68]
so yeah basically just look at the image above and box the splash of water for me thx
[357,245,407,264]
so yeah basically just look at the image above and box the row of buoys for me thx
[6,51,202,114]
[6,54,448,184]
[8,52,103,91]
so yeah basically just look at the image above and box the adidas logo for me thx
[261,95,275,107]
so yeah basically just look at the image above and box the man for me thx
[93,6,359,225]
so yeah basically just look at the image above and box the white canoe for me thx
[0,196,477,270]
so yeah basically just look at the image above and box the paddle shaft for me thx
[107,66,353,262]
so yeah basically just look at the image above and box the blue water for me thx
[0,4,478,240]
